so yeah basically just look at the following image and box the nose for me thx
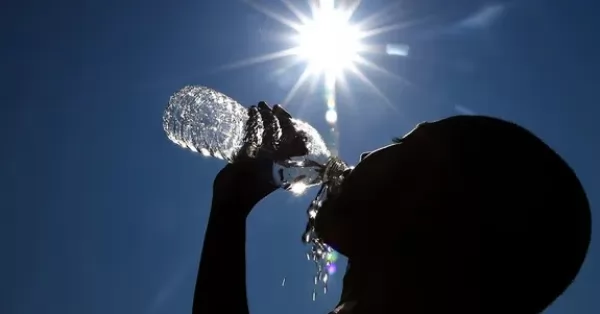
[359,151,371,161]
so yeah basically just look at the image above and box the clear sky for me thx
[3,0,598,313]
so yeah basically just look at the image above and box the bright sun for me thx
[231,0,410,149]
[295,0,363,76]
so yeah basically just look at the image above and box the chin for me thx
[314,199,354,257]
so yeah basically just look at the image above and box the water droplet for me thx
[199,147,211,157]
[281,277,286,287]
[303,231,310,243]
[312,290,316,301]
[324,286,328,294]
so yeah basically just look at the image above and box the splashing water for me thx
[301,156,349,299]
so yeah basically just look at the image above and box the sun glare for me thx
[295,0,363,76]
[231,0,412,154]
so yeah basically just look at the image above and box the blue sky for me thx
[2,0,598,313]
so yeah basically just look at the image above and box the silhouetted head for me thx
[315,115,591,314]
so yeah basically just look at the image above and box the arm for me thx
[192,198,252,314]
[190,101,303,314]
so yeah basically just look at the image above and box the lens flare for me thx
[290,182,309,195]
[326,263,337,275]
[326,250,338,262]
[325,109,338,124]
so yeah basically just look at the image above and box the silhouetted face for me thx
[314,116,591,314]
[313,121,482,312]
[314,122,441,259]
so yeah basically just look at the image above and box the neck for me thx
[337,255,479,314]
[337,262,402,314]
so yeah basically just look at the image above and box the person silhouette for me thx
[192,105,591,314]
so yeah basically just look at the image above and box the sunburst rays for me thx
[222,0,411,154]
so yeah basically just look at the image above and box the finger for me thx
[257,101,281,159]
[257,101,271,112]
[272,106,309,160]
[273,105,296,150]
[273,104,292,120]
[236,105,262,161]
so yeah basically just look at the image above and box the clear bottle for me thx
[162,85,333,192]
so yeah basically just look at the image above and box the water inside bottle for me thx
[163,85,250,162]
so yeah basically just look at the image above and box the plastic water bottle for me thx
[162,85,335,193]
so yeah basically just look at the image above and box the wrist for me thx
[210,195,255,219]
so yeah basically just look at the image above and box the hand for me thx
[212,101,308,217]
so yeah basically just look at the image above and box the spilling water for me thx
[301,156,350,298]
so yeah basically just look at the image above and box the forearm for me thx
[192,200,252,314]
